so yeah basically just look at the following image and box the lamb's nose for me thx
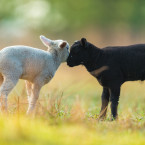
[66,58,69,63]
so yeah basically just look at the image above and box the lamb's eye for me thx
[70,55,73,58]
[66,45,69,50]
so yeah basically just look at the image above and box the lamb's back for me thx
[103,44,145,63]
[0,45,51,58]
[103,44,145,81]
[0,46,53,79]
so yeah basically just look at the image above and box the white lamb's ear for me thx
[59,41,67,49]
[40,35,53,47]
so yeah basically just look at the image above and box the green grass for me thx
[1,116,145,145]
[1,64,145,145]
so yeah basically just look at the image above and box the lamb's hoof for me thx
[0,110,8,116]
[26,110,35,118]
[0,105,8,115]
[97,115,106,121]
[110,116,118,121]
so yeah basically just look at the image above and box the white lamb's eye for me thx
[71,55,72,58]
[66,45,69,50]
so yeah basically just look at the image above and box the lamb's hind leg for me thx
[0,75,19,112]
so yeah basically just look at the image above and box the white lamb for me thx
[0,35,69,114]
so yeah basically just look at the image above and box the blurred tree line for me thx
[0,0,145,33]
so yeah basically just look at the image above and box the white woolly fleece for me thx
[0,35,69,114]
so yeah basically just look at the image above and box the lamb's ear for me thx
[40,35,53,47]
[80,38,87,47]
[59,41,67,49]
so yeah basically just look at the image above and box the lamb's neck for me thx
[53,58,61,71]
[49,49,61,70]
[84,47,103,72]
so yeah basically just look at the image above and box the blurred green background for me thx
[1,0,145,48]
[1,1,145,145]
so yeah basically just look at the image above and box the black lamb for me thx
[67,38,145,120]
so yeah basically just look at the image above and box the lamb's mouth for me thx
[67,63,74,67]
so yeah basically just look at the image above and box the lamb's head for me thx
[40,35,69,62]
[67,38,89,67]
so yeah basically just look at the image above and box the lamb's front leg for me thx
[99,87,110,120]
[26,82,43,115]
[109,86,120,120]
[25,81,32,103]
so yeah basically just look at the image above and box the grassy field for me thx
[1,63,145,145]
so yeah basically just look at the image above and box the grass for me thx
[1,64,145,145]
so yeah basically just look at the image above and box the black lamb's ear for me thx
[80,38,87,47]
